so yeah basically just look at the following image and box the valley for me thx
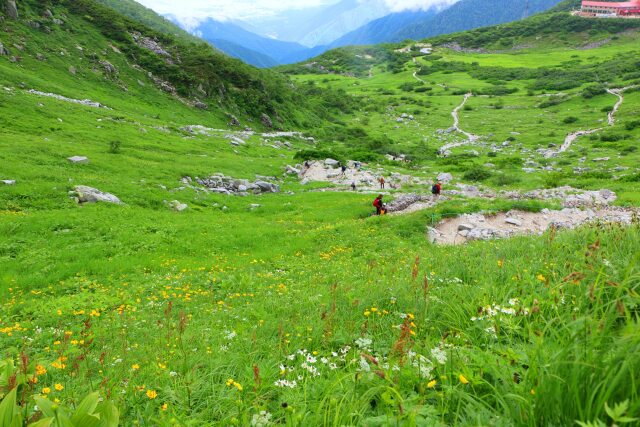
[0,1,639,426]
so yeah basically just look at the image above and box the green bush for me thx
[463,167,492,181]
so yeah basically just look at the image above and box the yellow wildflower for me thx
[427,380,437,389]
[146,390,158,399]
[459,374,469,385]
[132,364,140,370]
[161,403,168,411]
[54,383,64,391]
[42,387,51,394]
[36,365,47,376]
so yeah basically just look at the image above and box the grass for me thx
[1,3,639,426]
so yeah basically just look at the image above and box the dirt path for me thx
[542,86,637,158]
[429,208,637,245]
[439,93,479,154]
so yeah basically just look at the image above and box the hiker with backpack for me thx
[379,176,385,189]
[373,194,385,216]
[431,181,442,200]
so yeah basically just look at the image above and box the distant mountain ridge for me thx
[331,0,565,47]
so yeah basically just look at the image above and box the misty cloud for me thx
[383,0,461,12]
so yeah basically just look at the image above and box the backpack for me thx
[431,185,438,194]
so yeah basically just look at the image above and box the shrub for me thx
[463,167,492,181]
[493,174,521,186]
[563,116,578,124]
[582,84,606,99]
[109,140,122,154]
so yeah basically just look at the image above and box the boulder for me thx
[386,194,423,213]
[325,158,340,167]
[1,179,16,185]
[261,113,273,128]
[5,0,17,19]
[73,185,122,205]
[194,101,208,110]
[67,156,89,164]
[0,42,8,56]
[99,60,118,75]
[43,9,53,19]
[68,66,77,75]
[255,181,279,193]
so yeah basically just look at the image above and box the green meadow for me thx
[1,1,639,426]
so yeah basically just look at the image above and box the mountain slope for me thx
[331,0,564,47]
[330,9,438,47]
[184,18,318,67]
[394,0,564,41]
[246,0,391,47]
[93,0,201,44]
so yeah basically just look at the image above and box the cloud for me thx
[383,0,461,12]
[137,0,335,22]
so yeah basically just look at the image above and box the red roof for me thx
[582,0,640,7]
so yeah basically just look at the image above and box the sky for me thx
[136,0,459,21]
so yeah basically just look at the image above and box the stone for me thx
[1,179,16,185]
[301,178,309,185]
[255,181,279,193]
[67,156,89,164]
[261,113,273,128]
[36,53,46,61]
[68,66,77,75]
[0,42,8,56]
[505,218,522,227]
[52,18,63,25]
[437,172,453,183]
[249,204,261,209]
[427,227,439,244]
[99,60,118,75]
[167,200,188,212]
[43,9,53,19]
[386,194,423,213]
[228,115,240,126]
[285,165,300,175]
[325,158,340,167]
[73,185,122,205]
[194,101,208,110]
[5,0,17,19]
[458,223,474,232]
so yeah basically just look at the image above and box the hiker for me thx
[341,164,347,176]
[373,194,384,216]
[304,160,311,169]
[379,176,385,189]
[354,161,361,170]
[351,181,357,191]
[431,181,442,200]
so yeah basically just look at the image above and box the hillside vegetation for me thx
[1,3,639,427]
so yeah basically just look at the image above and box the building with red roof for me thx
[581,0,640,16]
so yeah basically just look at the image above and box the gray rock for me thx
[237,185,247,192]
[228,115,240,126]
[437,172,453,183]
[325,158,340,167]
[67,156,89,164]
[249,204,262,209]
[5,1,17,19]
[43,9,53,19]
[73,185,122,205]
[458,223,474,232]
[0,42,8,56]
[1,180,16,185]
[427,227,439,244]
[285,165,300,175]
[194,101,208,110]
[301,178,309,185]
[505,218,522,227]
[52,18,63,25]
[99,60,118,75]
[167,200,188,212]
[255,181,279,193]
[386,194,423,213]
[261,113,273,128]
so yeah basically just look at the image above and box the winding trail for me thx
[439,93,480,155]
[542,85,637,158]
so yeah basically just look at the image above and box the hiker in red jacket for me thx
[373,194,384,216]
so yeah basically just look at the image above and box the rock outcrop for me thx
[261,113,273,128]
[185,175,280,196]
[5,0,17,19]
[67,156,89,164]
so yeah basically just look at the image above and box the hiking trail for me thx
[542,86,637,158]
[439,93,479,155]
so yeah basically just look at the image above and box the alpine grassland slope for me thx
[1,2,639,427]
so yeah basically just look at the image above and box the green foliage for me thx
[563,116,578,124]
[463,167,492,181]
[582,84,606,99]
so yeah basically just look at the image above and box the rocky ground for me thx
[428,207,638,245]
